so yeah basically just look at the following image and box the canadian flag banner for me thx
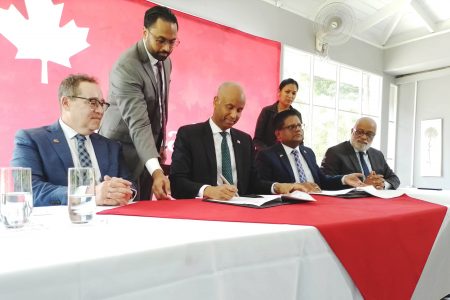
[0,0,280,165]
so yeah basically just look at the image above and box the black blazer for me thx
[253,102,302,152]
[170,121,273,198]
[255,143,346,190]
[321,141,400,189]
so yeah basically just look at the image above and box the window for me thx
[282,45,382,163]
[386,84,398,170]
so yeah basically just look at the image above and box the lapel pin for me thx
[237,140,241,144]
[53,139,60,143]
[279,154,284,157]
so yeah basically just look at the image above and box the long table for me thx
[0,188,449,300]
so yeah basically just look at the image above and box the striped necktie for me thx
[291,149,307,183]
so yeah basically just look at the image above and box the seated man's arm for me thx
[320,147,341,176]
[11,130,67,206]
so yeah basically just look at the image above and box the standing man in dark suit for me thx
[11,74,134,207]
[321,117,400,189]
[169,82,316,200]
[256,110,363,190]
[99,5,178,200]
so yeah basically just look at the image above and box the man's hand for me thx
[203,185,238,200]
[152,169,171,199]
[274,182,321,194]
[96,175,133,206]
[343,173,365,187]
[364,171,385,190]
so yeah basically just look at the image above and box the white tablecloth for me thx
[0,188,448,300]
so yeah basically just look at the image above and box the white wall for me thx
[396,70,450,189]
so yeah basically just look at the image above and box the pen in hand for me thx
[219,174,240,197]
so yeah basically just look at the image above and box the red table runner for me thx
[99,195,447,300]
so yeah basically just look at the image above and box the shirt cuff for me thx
[145,158,162,176]
[341,175,347,185]
[198,185,210,198]
[384,181,392,190]
[271,183,277,194]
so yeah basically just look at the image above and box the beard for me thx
[350,138,371,152]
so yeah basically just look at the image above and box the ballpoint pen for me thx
[219,174,240,197]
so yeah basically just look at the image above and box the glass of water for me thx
[0,167,33,228]
[68,167,96,224]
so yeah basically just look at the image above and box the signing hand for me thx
[203,185,238,200]
[343,173,366,187]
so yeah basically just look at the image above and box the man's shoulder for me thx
[16,123,56,138]
[327,141,349,152]
[230,127,252,141]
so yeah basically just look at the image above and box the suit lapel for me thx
[47,122,74,171]
[276,144,295,181]
[299,146,319,182]
[137,40,158,91]
[202,122,217,179]
[91,134,108,178]
[345,141,362,172]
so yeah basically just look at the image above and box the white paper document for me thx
[313,185,404,199]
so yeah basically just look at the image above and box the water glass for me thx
[0,167,33,228]
[68,167,96,224]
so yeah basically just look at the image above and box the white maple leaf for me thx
[0,0,90,84]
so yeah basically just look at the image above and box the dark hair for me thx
[279,78,298,91]
[273,109,302,131]
[144,5,178,29]
[58,74,98,100]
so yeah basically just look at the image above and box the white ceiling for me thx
[258,0,450,49]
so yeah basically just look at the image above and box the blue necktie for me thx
[220,132,233,184]
[359,151,370,177]
[75,134,92,168]
[291,149,307,183]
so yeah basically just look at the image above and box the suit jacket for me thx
[169,121,273,199]
[11,122,133,206]
[321,141,400,189]
[253,102,302,152]
[256,143,346,190]
[99,40,172,179]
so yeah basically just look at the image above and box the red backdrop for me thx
[0,0,280,165]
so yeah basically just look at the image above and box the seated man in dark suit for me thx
[321,117,400,190]
[169,82,316,200]
[256,110,363,190]
[11,74,135,206]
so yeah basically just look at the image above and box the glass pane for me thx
[337,111,359,143]
[389,85,398,122]
[313,59,337,108]
[387,121,396,170]
[311,107,336,163]
[362,73,381,116]
[292,103,310,144]
[338,67,361,113]
[283,46,311,104]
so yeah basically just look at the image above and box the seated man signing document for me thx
[255,110,363,190]
[11,74,134,206]
[169,82,314,200]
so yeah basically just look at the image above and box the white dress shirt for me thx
[59,119,101,183]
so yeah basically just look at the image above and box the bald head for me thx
[212,82,246,130]
[350,117,377,151]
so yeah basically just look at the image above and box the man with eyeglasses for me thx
[99,5,179,200]
[11,74,135,206]
[321,117,400,190]
[255,109,364,190]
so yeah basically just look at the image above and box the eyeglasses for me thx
[69,96,110,111]
[282,123,305,131]
[148,31,180,48]
[353,129,376,139]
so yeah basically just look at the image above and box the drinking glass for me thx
[0,167,33,228]
[68,167,96,224]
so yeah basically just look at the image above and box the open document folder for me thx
[313,185,405,199]
[204,190,316,208]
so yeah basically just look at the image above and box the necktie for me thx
[220,132,233,184]
[359,151,370,177]
[75,134,92,168]
[156,61,166,149]
[291,149,307,183]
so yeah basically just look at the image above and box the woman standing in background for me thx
[253,78,302,152]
